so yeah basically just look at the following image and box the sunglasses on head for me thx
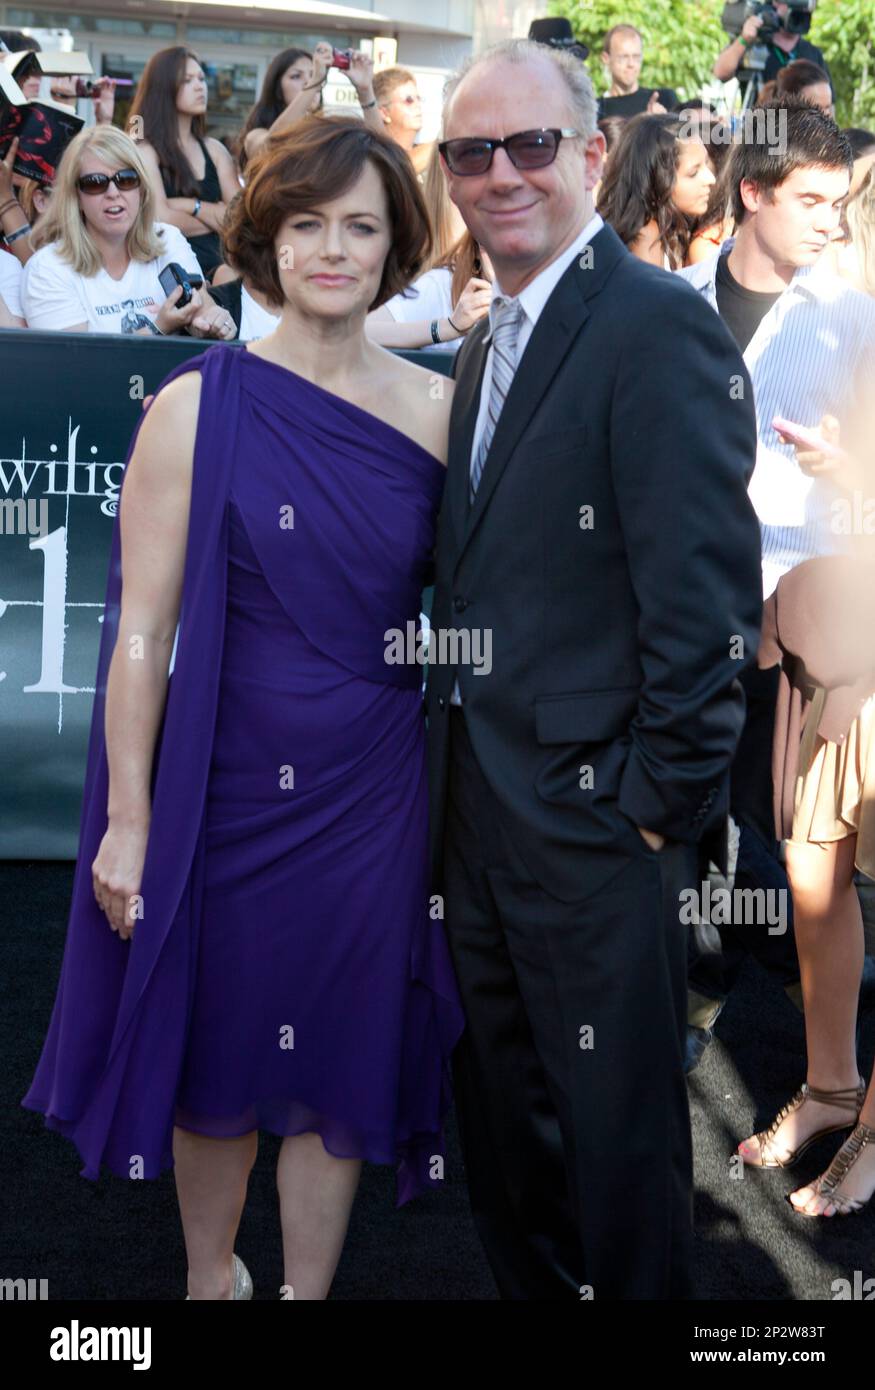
[439,128,581,176]
[77,168,141,196]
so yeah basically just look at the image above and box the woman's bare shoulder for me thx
[377,349,455,466]
[206,135,234,165]
[133,369,203,473]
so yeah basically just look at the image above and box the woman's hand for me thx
[92,820,149,941]
[450,276,492,333]
[154,284,209,336]
[188,297,237,340]
[780,413,863,491]
[0,137,19,205]
[310,42,333,90]
[92,77,116,125]
[347,50,375,100]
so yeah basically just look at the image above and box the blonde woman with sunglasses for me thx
[21,126,235,339]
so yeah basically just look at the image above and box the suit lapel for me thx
[447,322,489,548]
[454,223,627,566]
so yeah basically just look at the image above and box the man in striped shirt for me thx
[680,101,875,599]
[678,100,875,1060]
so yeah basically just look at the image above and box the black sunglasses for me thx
[77,168,141,196]
[438,128,581,176]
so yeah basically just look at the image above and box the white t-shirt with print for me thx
[22,223,204,334]
[0,248,23,318]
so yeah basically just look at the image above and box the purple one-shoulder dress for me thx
[21,343,465,1205]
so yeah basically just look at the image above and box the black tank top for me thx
[162,137,224,279]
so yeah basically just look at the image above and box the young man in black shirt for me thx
[597,23,677,120]
[713,253,783,354]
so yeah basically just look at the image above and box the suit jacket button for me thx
[453,595,468,613]
[438,697,446,710]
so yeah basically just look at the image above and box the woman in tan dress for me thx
[737,416,875,1217]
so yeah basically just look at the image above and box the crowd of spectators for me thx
[2,17,873,341]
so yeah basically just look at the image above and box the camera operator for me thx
[713,3,832,92]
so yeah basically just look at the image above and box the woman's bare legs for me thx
[739,836,864,1162]
[276,1132,361,1299]
[173,1125,259,1299]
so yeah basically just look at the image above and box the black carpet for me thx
[4,862,873,1300]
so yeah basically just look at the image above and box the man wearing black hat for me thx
[598,23,678,119]
[528,16,590,62]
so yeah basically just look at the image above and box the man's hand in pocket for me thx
[637,826,665,852]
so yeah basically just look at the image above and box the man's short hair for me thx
[373,66,416,106]
[730,99,853,225]
[602,24,643,55]
[443,38,597,141]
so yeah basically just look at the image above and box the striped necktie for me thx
[470,297,523,502]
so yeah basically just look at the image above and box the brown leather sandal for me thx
[792,1122,875,1217]
[738,1078,866,1169]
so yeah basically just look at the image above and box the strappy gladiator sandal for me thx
[792,1122,875,1217]
[738,1077,866,1169]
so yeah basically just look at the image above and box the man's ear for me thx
[738,177,761,217]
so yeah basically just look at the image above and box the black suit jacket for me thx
[426,222,763,903]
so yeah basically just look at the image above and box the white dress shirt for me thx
[468,213,604,467]
[450,212,605,705]
[678,239,875,597]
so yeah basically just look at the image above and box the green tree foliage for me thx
[549,0,729,100]
[811,0,875,127]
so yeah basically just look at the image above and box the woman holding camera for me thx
[22,115,464,1300]
[128,47,241,281]
[20,126,233,338]
[239,42,383,170]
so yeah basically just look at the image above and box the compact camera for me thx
[158,262,205,308]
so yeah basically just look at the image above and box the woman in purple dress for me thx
[21,116,465,1300]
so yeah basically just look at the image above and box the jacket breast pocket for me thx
[534,686,640,746]
[520,425,589,461]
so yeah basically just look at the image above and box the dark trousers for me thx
[442,708,695,1300]
[688,663,799,1000]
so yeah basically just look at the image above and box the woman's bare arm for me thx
[365,309,462,349]
[92,372,200,935]
[138,142,209,237]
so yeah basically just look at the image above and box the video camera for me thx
[721,0,817,43]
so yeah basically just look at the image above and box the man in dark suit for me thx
[428,38,764,1300]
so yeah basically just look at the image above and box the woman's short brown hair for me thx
[223,114,432,310]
